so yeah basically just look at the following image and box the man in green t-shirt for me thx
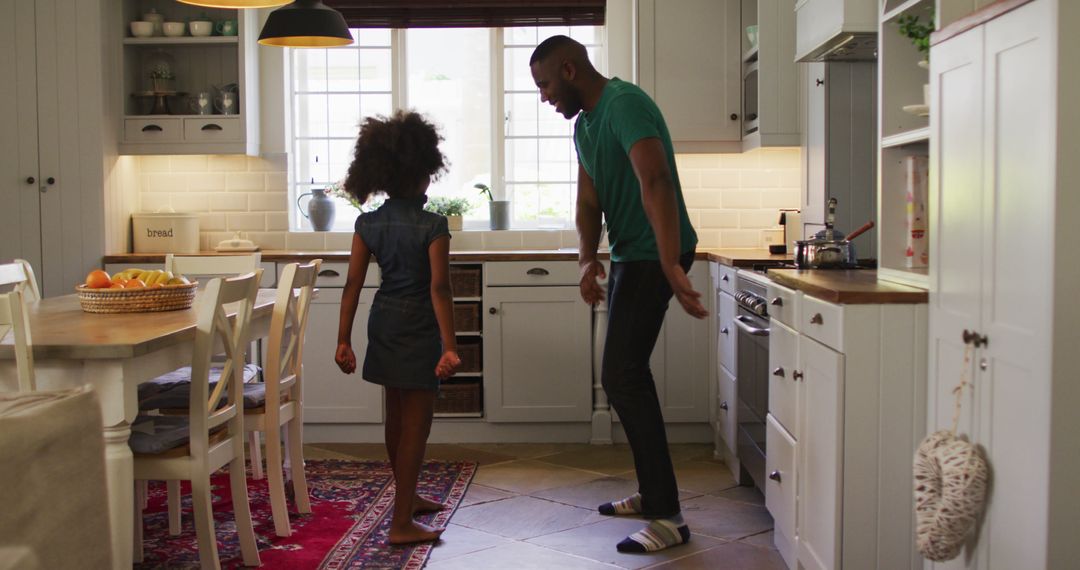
[530,35,706,555]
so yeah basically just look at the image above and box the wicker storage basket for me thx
[450,265,482,297]
[457,341,481,373]
[434,381,482,414]
[453,302,480,332]
[76,283,198,313]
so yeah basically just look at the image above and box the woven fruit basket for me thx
[76,283,198,314]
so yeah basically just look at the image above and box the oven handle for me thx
[734,315,770,337]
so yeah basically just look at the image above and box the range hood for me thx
[795,0,878,62]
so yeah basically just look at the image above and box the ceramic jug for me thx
[297,188,336,231]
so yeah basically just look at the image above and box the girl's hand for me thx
[435,350,461,380]
[335,343,357,374]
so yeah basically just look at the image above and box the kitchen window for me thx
[289,26,604,232]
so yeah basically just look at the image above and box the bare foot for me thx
[413,495,445,514]
[388,520,445,545]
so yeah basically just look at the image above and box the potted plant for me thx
[898,9,934,109]
[327,180,384,214]
[424,196,472,231]
[475,182,510,230]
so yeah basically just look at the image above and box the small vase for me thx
[298,188,336,231]
[489,201,511,230]
[446,215,463,231]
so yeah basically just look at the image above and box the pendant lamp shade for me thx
[258,0,354,48]
[177,0,291,8]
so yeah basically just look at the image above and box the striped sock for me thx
[616,515,690,553]
[598,492,643,516]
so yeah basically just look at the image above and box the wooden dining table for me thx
[0,289,280,570]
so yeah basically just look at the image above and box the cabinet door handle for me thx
[721,275,729,282]
[317,269,340,278]
[816,78,825,86]
[46,177,55,185]
[792,370,804,381]
[770,297,783,307]
[25,176,35,185]
[962,329,989,348]
[200,123,223,131]
[730,113,738,121]
[810,313,824,325]
[719,401,728,411]
[769,470,782,482]
[772,366,785,378]
[526,267,549,276]
[141,124,163,132]
[720,327,729,335]
[488,307,497,315]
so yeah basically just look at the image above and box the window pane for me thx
[505,93,539,137]
[505,27,536,46]
[505,138,538,183]
[509,183,539,223]
[406,28,491,211]
[328,139,355,184]
[326,48,360,92]
[537,183,573,228]
[360,93,392,121]
[359,49,392,92]
[570,26,601,44]
[537,138,575,181]
[294,139,330,185]
[293,49,326,92]
[327,93,361,138]
[504,47,537,92]
[353,28,391,47]
[537,107,571,137]
[294,94,329,138]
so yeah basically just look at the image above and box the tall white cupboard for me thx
[927,0,1080,567]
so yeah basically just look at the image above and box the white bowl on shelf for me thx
[162,22,185,37]
[189,20,212,37]
[130,21,153,38]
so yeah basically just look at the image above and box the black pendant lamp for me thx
[177,1,291,8]
[258,0,354,48]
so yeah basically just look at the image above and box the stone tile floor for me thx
[304,442,787,569]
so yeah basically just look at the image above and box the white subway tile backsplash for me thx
[226,172,265,192]
[210,193,248,211]
[227,213,267,231]
[207,155,248,172]
[131,147,801,253]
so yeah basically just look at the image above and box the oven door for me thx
[735,310,770,489]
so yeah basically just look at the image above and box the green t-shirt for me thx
[574,78,697,262]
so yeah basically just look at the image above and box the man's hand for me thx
[335,343,356,374]
[435,350,462,380]
[579,260,607,305]
[666,266,707,319]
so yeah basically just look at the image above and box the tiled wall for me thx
[130,147,800,252]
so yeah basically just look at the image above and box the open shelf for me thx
[878,266,929,289]
[882,127,931,148]
[123,36,239,46]
[882,0,932,23]
[454,296,482,302]
[433,412,483,419]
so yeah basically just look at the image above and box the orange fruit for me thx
[126,278,146,289]
[108,282,125,289]
[86,269,111,289]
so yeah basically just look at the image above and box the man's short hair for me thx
[530,34,586,66]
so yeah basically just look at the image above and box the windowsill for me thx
[284,228,603,253]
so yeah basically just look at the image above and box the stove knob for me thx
[770,297,783,307]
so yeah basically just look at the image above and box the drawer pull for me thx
[792,370,804,381]
[317,269,340,278]
[719,401,728,411]
[721,275,730,282]
[770,297,783,307]
[772,366,785,378]
[810,313,824,325]
[769,470,782,482]
[720,327,729,335]
[526,267,550,276]
[200,123,224,131]
[489,307,497,315]
[141,124,163,132]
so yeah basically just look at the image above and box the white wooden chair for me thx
[244,260,320,537]
[164,253,262,281]
[131,271,262,569]
[0,260,38,391]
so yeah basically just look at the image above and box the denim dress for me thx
[355,196,450,391]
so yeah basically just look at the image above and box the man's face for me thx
[531,58,581,120]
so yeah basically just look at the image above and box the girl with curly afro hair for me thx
[335,110,460,545]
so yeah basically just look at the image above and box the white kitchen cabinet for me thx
[483,284,592,422]
[648,261,712,422]
[765,288,927,570]
[117,0,259,155]
[926,1,1079,567]
[794,0,878,62]
[636,0,742,152]
[740,0,801,150]
[303,287,383,423]
[713,264,739,476]
[0,0,109,297]
[796,333,843,570]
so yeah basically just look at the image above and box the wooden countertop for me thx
[767,269,928,304]
[104,248,789,266]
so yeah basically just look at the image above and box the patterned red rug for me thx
[133,459,477,569]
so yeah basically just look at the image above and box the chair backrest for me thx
[264,260,321,409]
[0,260,41,302]
[0,290,35,391]
[164,253,262,281]
[187,269,262,450]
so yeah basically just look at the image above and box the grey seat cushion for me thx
[129,415,190,455]
[138,364,262,410]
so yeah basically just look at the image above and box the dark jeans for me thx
[602,249,695,518]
